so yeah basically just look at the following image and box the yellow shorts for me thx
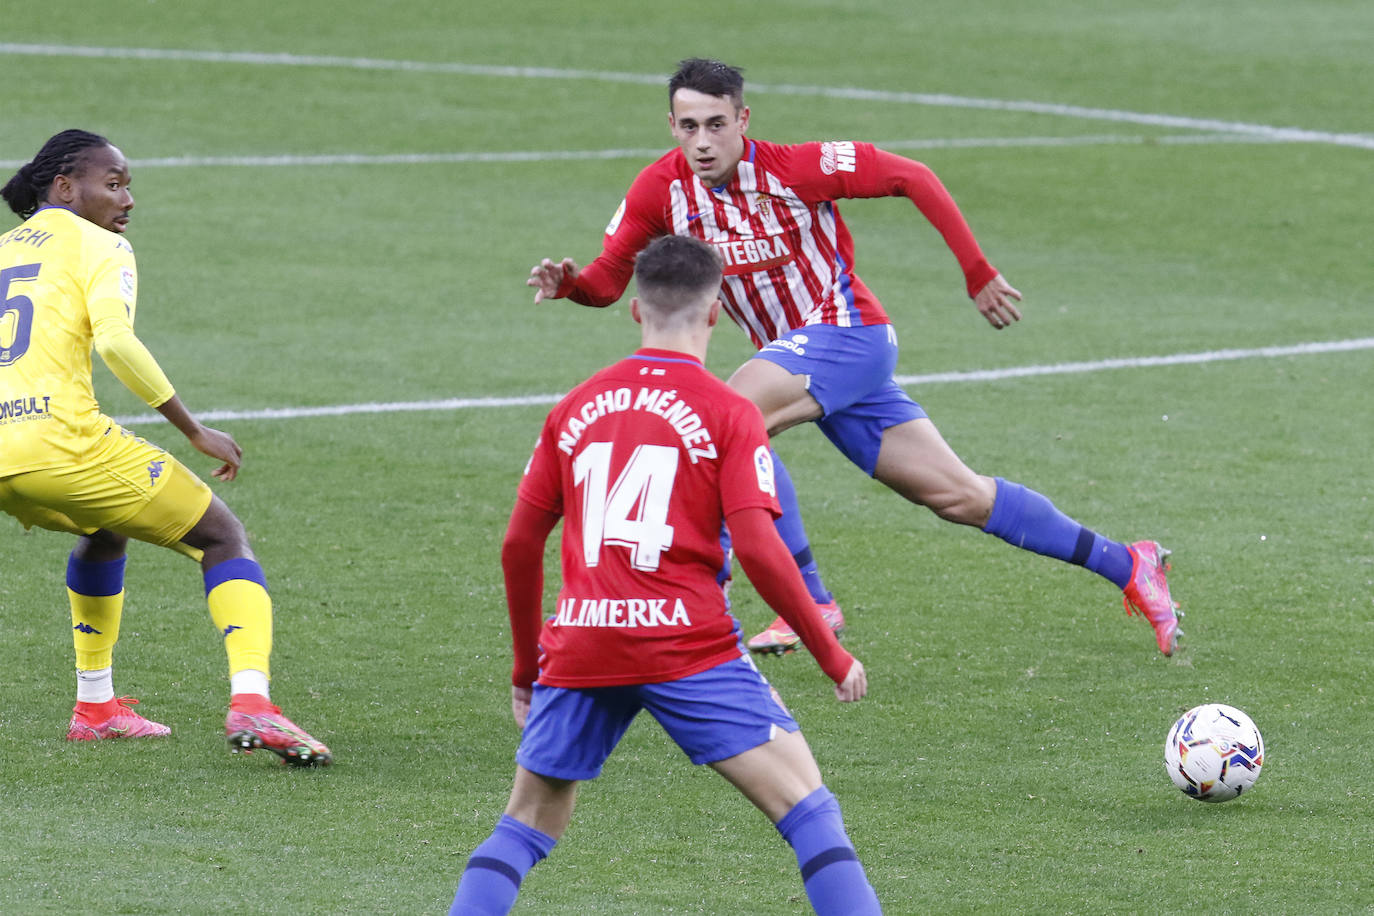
[0,426,212,548]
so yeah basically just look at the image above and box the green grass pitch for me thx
[1,1,1371,912]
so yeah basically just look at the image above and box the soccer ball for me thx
[1163,703,1264,802]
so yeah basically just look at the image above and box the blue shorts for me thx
[754,323,926,475]
[516,654,799,781]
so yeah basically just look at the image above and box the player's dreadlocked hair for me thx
[668,58,745,109]
[1,129,111,219]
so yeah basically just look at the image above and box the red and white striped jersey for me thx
[560,139,997,349]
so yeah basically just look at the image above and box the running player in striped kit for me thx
[528,58,1180,657]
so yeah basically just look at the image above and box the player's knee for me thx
[927,476,996,526]
[74,529,129,562]
[203,514,251,554]
[182,496,251,554]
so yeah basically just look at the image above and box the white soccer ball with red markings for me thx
[1164,703,1264,802]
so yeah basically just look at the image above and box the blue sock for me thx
[66,554,126,596]
[450,814,557,916]
[775,786,881,915]
[981,478,1134,589]
[770,449,833,604]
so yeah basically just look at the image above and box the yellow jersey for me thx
[0,206,174,476]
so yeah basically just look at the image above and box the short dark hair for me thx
[634,235,723,321]
[1,129,111,219]
[668,58,745,109]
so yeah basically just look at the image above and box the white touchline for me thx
[892,338,1374,385]
[0,134,1297,172]
[1,42,1370,150]
[109,338,1374,427]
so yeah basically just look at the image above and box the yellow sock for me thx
[69,588,123,670]
[204,559,273,679]
[66,554,127,671]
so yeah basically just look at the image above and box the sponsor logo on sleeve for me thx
[754,445,776,496]
[605,198,628,236]
[819,141,857,175]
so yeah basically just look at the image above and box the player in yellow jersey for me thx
[1,129,330,766]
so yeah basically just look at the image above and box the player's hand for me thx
[973,273,1023,330]
[835,658,868,702]
[527,257,579,304]
[188,425,243,482]
[512,685,533,728]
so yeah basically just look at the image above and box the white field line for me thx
[8,45,1366,423]
[110,337,1374,427]
[0,133,1291,172]
[3,42,1371,151]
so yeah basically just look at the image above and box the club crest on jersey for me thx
[819,140,857,175]
[753,446,776,497]
[711,235,792,276]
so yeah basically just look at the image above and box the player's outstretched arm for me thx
[973,273,1023,330]
[727,506,864,699]
[155,395,243,482]
[527,257,580,304]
